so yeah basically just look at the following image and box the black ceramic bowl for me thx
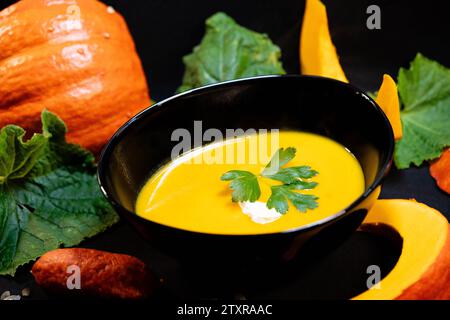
[98,75,394,271]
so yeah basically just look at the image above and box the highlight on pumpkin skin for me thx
[375,74,403,140]
[353,199,450,300]
[0,0,150,155]
[300,0,348,82]
[430,148,450,194]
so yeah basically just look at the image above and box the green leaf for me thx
[0,126,47,184]
[395,54,450,168]
[261,147,296,176]
[267,185,319,214]
[288,181,319,190]
[261,147,318,184]
[0,111,118,275]
[266,186,289,214]
[0,186,20,272]
[264,166,318,184]
[177,12,285,92]
[367,91,378,99]
[31,110,95,176]
[221,170,261,202]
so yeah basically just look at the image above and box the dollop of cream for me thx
[239,201,282,224]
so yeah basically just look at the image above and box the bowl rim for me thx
[98,74,395,237]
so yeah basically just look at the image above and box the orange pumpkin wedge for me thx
[0,0,150,154]
[300,0,348,82]
[430,148,450,194]
[353,199,450,300]
[375,75,403,140]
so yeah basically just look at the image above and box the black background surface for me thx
[0,0,449,300]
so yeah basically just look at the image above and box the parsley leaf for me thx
[220,170,261,202]
[261,147,296,175]
[0,110,118,275]
[395,54,450,168]
[262,147,318,184]
[267,184,319,214]
[177,12,285,92]
[263,166,318,184]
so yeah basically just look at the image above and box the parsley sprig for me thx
[221,147,319,214]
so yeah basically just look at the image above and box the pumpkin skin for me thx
[0,0,150,154]
[353,200,450,300]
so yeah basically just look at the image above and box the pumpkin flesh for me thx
[375,74,403,140]
[353,199,449,300]
[300,0,348,82]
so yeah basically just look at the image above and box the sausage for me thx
[32,248,156,299]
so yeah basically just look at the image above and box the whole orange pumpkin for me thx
[0,0,150,153]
